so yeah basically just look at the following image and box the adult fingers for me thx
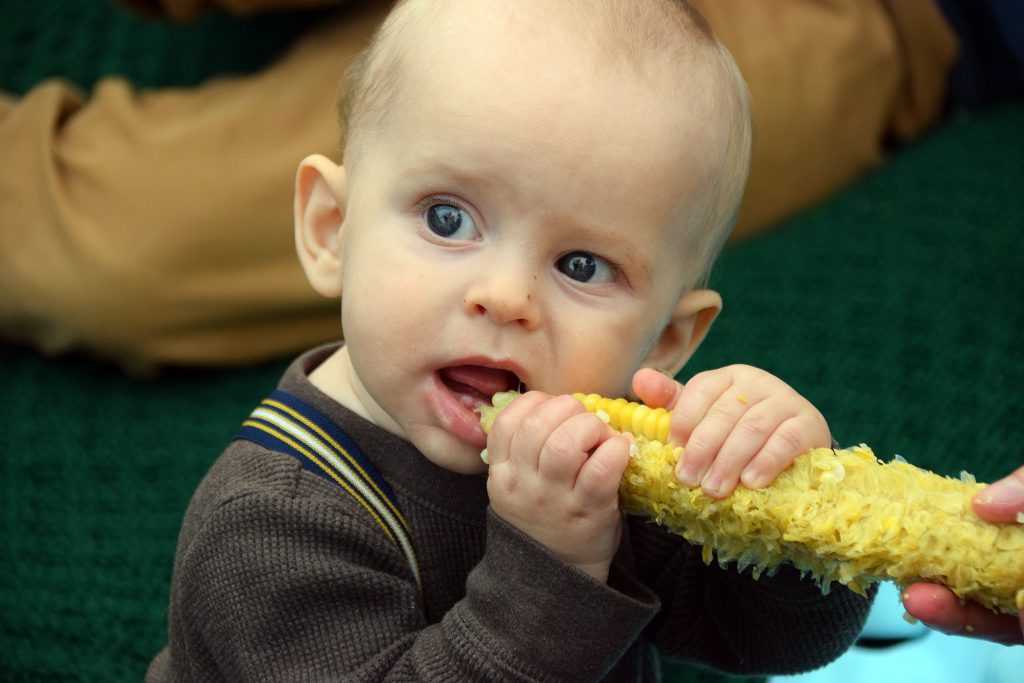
[902,583,1023,645]
[973,464,1024,524]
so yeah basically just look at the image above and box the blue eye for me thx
[425,203,477,240]
[557,251,614,283]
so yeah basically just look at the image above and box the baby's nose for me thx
[463,265,539,330]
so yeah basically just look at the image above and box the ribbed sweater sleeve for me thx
[148,447,660,681]
[453,510,657,681]
[627,517,873,676]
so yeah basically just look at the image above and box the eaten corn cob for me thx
[479,391,1024,615]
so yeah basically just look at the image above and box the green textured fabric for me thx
[1,3,1022,681]
[685,100,1024,483]
[0,0,329,95]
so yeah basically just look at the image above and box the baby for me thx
[149,1,871,680]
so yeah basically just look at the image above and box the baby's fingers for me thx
[668,369,734,445]
[737,413,824,489]
[683,398,779,496]
[536,411,613,484]
[575,434,633,508]
[683,400,828,498]
[673,383,748,490]
[486,390,553,468]
[632,368,682,410]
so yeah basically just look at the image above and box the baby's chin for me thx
[423,446,490,477]
[408,425,490,476]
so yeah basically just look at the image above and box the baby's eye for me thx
[556,251,614,284]
[425,203,478,240]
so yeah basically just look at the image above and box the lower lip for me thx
[427,373,488,448]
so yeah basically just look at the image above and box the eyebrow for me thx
[402,159,508,197]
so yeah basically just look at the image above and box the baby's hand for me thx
[633,365,830,498]
[485,391,633,583]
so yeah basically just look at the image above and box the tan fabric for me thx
[0,0,957,369]
[880,0,962,140]
[0,4,385,370]
[693,0,957,238]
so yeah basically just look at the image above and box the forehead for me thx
[393,0,698,105]
[372,2,722,229]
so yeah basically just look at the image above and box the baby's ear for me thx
[642,289,722,377]
[294,154,348,298]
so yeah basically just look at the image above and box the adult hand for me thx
[902,465,1024,645]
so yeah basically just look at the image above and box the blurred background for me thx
[1,1,1022,681]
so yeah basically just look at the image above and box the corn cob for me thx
[479,391,1024,615]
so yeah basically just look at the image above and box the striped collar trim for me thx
[235,389,421,589]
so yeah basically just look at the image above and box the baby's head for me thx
[295,0,751,473]
[339,0,751,288]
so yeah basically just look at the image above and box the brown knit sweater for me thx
[148,345,872,681]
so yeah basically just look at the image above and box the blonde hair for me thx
[681,40,752,288]
[337,0,751,288]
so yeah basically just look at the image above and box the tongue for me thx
[440,365,518,398]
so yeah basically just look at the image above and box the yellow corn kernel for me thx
[572,393,671,443]
[479,391,1024,615]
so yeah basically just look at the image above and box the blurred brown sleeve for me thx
[694,0,957,239]
[0,3,388,371]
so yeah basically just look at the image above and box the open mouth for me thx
[438,365,525,409]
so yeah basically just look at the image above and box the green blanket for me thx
[2,3,1022,681]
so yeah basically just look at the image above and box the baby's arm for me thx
[485,392,633,583]
[161,457,656,681]
[632,365,831,498]
[628,517,874,675]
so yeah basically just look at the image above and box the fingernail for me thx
[677,462,701,487]
[702,472,722,497]
[741,466,766,489]
[977,477,1024,506]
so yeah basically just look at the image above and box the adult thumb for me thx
[973,464,1024,524]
